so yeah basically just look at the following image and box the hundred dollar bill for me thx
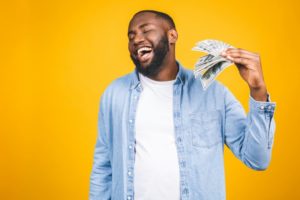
[192,39,235,90]
[195,55,227,72]
[195,60,233,89]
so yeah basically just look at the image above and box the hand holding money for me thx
[221,48,267,101]
[192,39,235,90]
[192,39,267,101]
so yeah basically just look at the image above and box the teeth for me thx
[137,47,152,55]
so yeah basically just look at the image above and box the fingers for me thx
[227,47,256,53]
[225,48,258,57]
[222,48,258,58]
[227,56,253,67]
[221,48,260,66]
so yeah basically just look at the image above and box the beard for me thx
[130,34,169,78]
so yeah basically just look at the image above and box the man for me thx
[89,10,276,200]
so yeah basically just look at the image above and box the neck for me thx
[148,53,178,81]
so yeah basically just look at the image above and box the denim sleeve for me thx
[224,87,276,170]
[89,95,112,200]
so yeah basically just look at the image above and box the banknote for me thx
[192,39,235,90]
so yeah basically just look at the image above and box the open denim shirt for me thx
[90,62,276,200]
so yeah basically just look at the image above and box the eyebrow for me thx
[128,23,152,36]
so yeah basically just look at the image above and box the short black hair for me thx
[132,10,176,30]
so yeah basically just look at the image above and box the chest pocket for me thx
[190,110,222,148]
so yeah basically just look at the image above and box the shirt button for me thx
[129,119,133,123]
[268,105,272,110]
[177,137,182,143]
[127,196,132,200]
[180,161,186,167]
[260,105,264,110]
[134,95,137,99]
[128,171,132,176]
[183,188,189,194]
[128,145,133,149]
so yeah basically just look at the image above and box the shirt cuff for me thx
[249,94,276,113]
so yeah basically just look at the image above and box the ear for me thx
[168,29,178,44]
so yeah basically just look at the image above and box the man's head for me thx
[128,10,178,78]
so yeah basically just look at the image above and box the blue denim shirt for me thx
[89,62,276,200]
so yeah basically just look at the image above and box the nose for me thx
[133,32,145,45]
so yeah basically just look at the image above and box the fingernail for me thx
[226,55,233,60]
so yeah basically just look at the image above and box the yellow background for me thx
[1,0,299,199]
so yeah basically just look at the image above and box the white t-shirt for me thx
[134,73,180,200]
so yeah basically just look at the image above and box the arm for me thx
[221,47,276,170]
[89,96,112,200]
[224,88,276,170]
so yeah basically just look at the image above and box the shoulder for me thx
[100,71,134,104]
[106,72,133,91]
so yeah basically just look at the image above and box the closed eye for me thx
[143,29,153,34]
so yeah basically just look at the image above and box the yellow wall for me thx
[1,0,299,199]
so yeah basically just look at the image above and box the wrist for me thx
[250,84,268,101]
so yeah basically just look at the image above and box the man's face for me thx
[128,12,170,77]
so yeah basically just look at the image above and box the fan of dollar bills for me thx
[192,39,235,90]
